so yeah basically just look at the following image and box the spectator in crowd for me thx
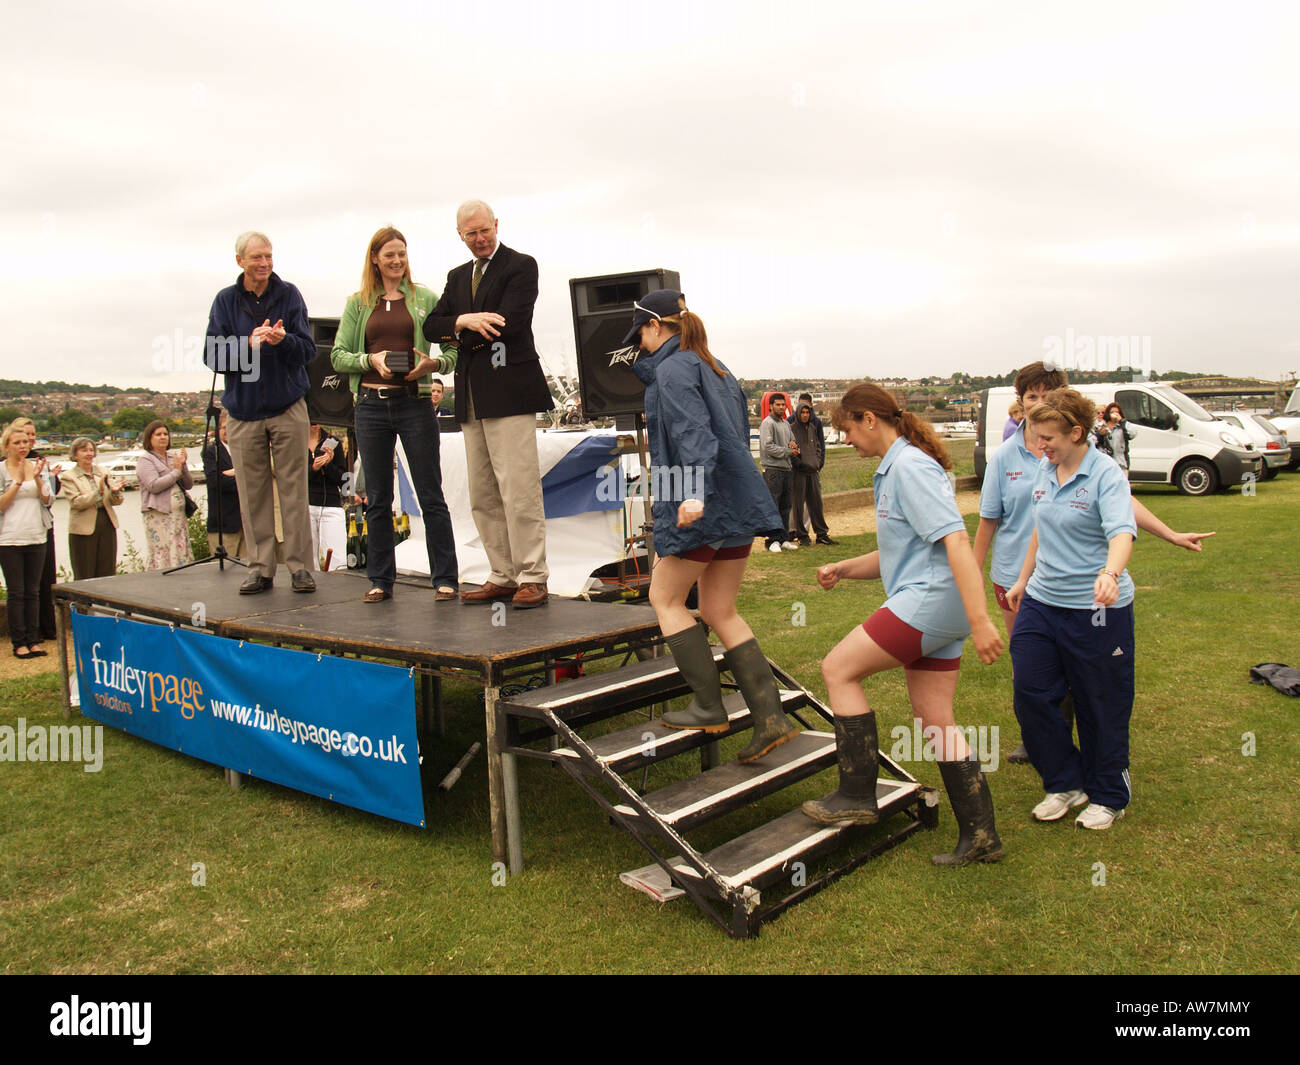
[0,419,54,658]
[1003,399,1024,441]
[760,394,798,552]
[308,424,348,571]
[136,421,194,570]
[61,437,123,579]
[790,398,836,546]
[202,410,244,560]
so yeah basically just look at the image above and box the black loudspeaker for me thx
[570,269,680,419]
[306,316,354,427]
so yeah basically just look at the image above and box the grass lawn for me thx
[2,470,1297,973]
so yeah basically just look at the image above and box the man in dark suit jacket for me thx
[423,200,554,608]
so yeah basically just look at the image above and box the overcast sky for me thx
[3,0,1298,395]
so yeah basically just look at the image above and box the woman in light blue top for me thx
[1007,389,1137,830]
[803,384,1005,867]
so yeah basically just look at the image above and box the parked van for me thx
[976,383,1263,495]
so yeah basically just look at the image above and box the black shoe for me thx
[240,574,273,595]
[1007,743,1031,764]
[798,537,813,546]
[816,536,838,546]
[291,570,316,593]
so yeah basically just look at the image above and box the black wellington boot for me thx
[932,758,1005,866]
[727,638,800,763]
[661,623,729,733]
[801,713,879,824]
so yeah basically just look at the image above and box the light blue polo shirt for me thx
[979,423,1039,588]
[874,438,969,640]
[1026,446,1137,609]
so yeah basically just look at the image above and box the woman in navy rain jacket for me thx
[628,290,795,763]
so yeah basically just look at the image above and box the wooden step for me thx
[669,779,924,896]
[613,731,837,832]
[500,647,728,721]
[552,688,809,774]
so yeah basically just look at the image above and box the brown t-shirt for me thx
[361,299,415,388]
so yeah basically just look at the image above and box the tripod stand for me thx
[165,369,247,576]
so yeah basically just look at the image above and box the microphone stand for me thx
[166,368,247,575]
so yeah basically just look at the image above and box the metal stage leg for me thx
[433,677,444,738]
[484,683,510,870]
[420,673,432,734]
[503,751,523,875]
[57,601,72,719]
[225,768,243,790]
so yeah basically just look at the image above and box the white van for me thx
[976,382,1263,495]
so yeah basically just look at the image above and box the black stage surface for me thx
[54,566,660,675]
[54,565,663,871]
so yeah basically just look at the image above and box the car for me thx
[1211,412,1290,480]
[1267,385,1300,470]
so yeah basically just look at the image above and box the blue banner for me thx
[70,613,426,827]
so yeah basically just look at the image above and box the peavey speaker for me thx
[306,316,354,427]
[570,269,680,419]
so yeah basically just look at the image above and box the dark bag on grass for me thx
[1249,663,1300,697]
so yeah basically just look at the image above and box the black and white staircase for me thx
[500,641,938,938]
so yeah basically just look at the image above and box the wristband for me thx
[1099,569,1119,581]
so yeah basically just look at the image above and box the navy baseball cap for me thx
[621,289,685,345]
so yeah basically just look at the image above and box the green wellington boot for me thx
[661,623,730,733]
[931,758,1005,866]
[727,638,801,763]
[801,713,879,824]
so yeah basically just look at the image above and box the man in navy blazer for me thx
[424,200,553,607]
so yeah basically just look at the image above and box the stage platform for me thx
[53,564,663,872]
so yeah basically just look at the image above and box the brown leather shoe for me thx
[512,582,549,608]
[461,581,518,604]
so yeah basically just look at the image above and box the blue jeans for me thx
[354,390,458,590]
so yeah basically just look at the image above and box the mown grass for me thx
[1,471,1296,973]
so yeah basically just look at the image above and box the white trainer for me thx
[1032,789,1089,822]
[782,541,799,550]
[1075,803,1125,830]
[767,542,783,554]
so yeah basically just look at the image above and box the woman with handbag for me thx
[61,437,124,579]
[0,419,54,658]
[136,420,194,570]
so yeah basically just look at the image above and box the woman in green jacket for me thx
[330,226,459,602]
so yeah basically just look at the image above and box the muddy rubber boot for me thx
[727,638,800,763]
[801,713,879,824]
[932,758,1004,866]
[661,623,729,733]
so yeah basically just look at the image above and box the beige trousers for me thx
[462,389,549,586]
[227,398,312,578]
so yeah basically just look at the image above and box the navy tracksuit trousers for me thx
[1011,595,1134,811]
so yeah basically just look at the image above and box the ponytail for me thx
[659,299,727,379]
[831,383,952,470]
